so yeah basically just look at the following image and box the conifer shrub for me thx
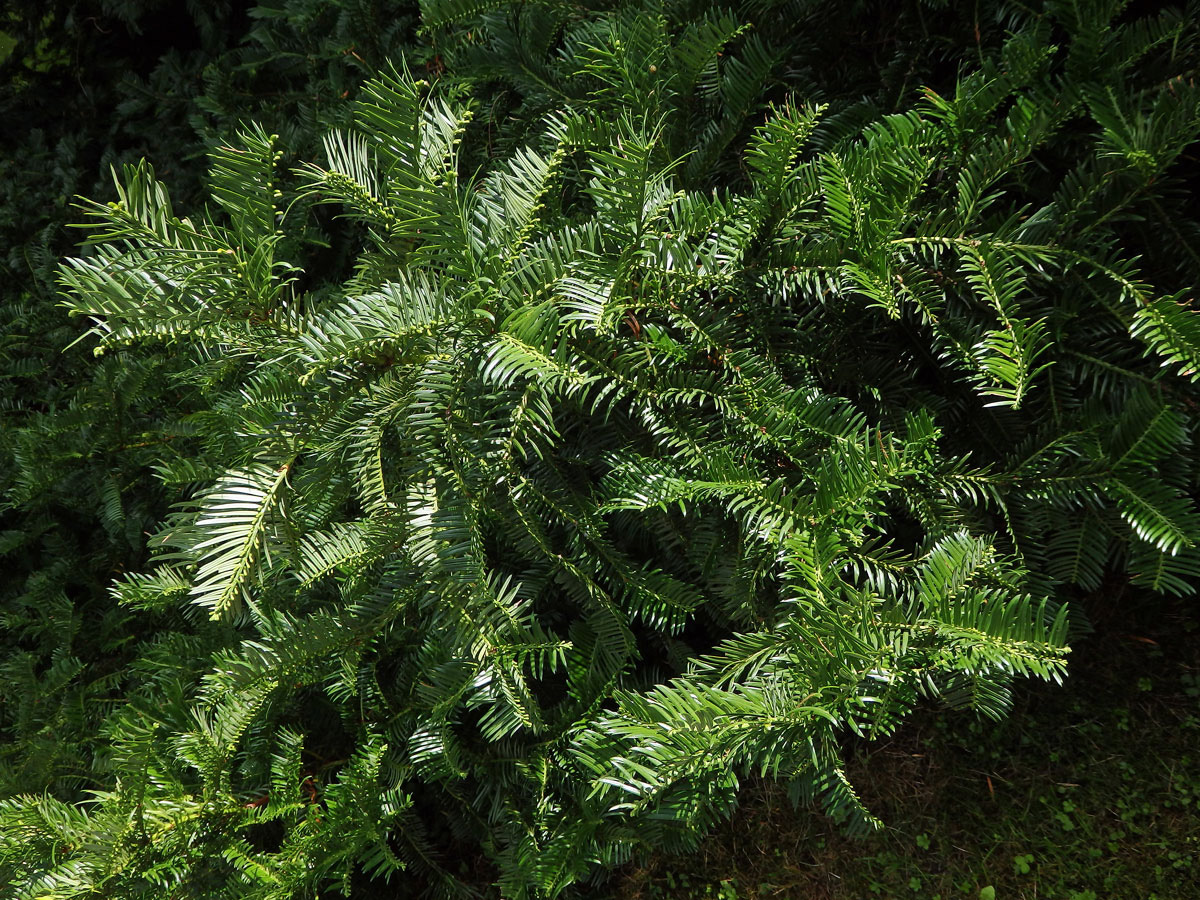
[2,1,1199,897]
[0,0,423,815]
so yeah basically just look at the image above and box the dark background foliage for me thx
[1,1,1198,897]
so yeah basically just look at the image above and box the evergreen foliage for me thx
[2,1,1199,897]
[0,0,423,817]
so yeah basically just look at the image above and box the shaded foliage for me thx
[1,1,1199,898]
